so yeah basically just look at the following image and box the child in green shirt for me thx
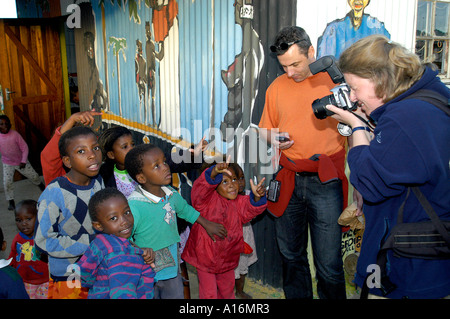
[125,143,227,299]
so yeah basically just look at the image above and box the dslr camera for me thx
[309,56,356,119]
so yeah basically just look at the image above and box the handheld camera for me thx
[309,56,357,119]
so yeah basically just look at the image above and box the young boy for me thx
[34,126,104,299]
[40,110,101,186]
[76,188,156,299]
[9,200,49,299]
[125,144,227,299]
[0,115,45,210]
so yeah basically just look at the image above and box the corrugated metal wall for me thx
[85,0,256,150]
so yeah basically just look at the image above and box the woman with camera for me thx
[326,35,450,299]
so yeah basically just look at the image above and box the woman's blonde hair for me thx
[338,35,425,102]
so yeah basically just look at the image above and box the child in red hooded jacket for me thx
[182,160,267,299]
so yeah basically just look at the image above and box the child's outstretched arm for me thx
[190,136,208,157]
[167,137,207,173]
[250,177,266,202]
[41,110,102,186]
[210,157,232,180]
[195,215,227,242]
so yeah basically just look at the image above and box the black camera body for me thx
[267,179,281,202]
[309,56,356,119]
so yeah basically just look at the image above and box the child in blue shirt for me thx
[76,188,155,299]
[35,126,104,299]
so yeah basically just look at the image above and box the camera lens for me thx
[312,95,336,119]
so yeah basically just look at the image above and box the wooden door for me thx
[0,19,65,174]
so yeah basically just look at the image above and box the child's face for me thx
[107,134,135,170]
[236,167,245,194]
[216,167,239,200]
[0,119,11,134]
[92,195,134,239]
[137,148,172,190]
[62,134,103,181]
[15,206,37,237]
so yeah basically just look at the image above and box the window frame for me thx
[415,0,450,83]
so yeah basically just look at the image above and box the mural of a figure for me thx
[220,0,264,151]
[83,31,108,113]
[74,1,109,125]
[149,0,180,132]
[317,0,390,58]
[135,40,147,121]
[151,0,178,42]
[145,21,165,127]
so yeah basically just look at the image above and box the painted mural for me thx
[75,0,263,164]
[317,0,390,59]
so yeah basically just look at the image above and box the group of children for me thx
[0,110,267,299]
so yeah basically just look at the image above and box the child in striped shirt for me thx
[76,188,156,299]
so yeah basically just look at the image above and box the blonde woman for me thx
[327,35,450,299]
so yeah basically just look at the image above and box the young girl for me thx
[98,126,138,197]
[98,126,207,197]
[182,160,267,299]
[9,200,49,299]
[76,188,156,299]
[230,163,258,299]
[0,115,45,210]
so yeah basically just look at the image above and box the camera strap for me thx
[348,111,376,131]
[401,89,450,116]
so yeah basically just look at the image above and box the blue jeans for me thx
[275,173,346,299]
[153,272,184,299]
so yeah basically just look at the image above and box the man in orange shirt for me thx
[259,26,347,299]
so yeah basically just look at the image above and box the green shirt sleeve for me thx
[171,191,200,224]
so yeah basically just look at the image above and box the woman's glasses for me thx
[270,39,302,53]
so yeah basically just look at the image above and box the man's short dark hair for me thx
[88,187,127,222]
[272,26,312,56]
[58,126,97,157]
[124,143,158,183]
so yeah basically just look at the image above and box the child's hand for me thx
[190,136,208,158]
[141,247,156,268]
[250,177,266,202]
[71,110,102,127]
[196,216,227,242]
[211,156,232,179]
[62,110,102,134]
[205,220,228,243]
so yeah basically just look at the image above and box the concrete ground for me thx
[0,164,284,299]
[185,263,285,299]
